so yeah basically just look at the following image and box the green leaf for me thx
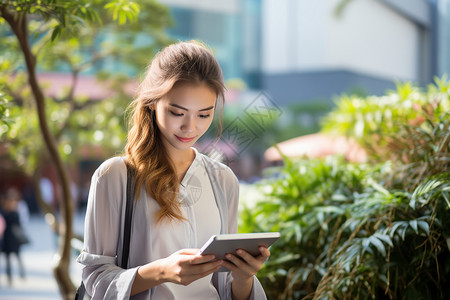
[409,220,418,234]
[409,197,416,209]
[270,253,300,264]
[373,233,393,247]
[294,224,302,244]
[362,238,371,254]
[119,11,126,25]
[369,235,386,257]
[315,206,345,214]
[367,177,390,196]
[51,26,61,41]
[412,176,446,199]
[331,193,348,201]
[442,191,450,209]
[417,221,430,236]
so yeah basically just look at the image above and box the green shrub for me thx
[242,78,450,299]
[321,77,449,164]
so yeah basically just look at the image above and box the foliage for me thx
[0,0,173,174]
[242,157,450,300]
[321,77,450,162]
[0,84,12,137]
[269,100,333,144]
[2,71,130,173]
[0,2,172,298]
[241,79,450,299]
[384,112,450,191]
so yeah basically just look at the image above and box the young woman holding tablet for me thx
[77,41,270,299]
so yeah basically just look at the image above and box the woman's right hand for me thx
[131,248,223,295]
[159,248,223,286]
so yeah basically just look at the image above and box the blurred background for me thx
[0,0,449,299]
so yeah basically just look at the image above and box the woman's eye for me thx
[170,111,183,117]
[199,114,211,119]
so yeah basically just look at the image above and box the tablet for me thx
[199,232,280,272]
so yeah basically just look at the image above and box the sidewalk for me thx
[0,212,85,300]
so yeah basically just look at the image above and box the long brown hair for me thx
[125,41,225,223]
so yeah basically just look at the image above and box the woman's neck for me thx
[168,148,195,181]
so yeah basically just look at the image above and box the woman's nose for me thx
[181,116,196,132]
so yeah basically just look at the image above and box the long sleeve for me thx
[76,157,139,299]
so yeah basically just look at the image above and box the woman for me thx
[77,41,270,299]
[1,188,27,285]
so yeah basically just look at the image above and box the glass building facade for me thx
[165,0,262,89]
[438,0,450,76]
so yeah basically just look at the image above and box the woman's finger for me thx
[176,249,215,265]
[178,258,223,277]
[235,247,270,268]
[177,249,202,256]
[188,253,216,265]
[224,247,272,280]
[178,263,224,286]
[225,253,254,274]
[234,249,259,268]
[258,246,271,260]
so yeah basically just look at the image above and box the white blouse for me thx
[149,148,221,299]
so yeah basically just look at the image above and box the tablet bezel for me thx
[199,232,280,272]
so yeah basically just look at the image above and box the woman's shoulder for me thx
[197,150,238,183]
[197,150,232,172]
[93,156,127,181]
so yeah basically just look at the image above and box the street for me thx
[0,212,85,300]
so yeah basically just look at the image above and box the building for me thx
[160,0,262,89]
[160,0,449,105]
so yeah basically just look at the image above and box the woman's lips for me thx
[176,135,195,143]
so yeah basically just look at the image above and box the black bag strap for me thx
[75,164,135,299]
[121,165,135,268]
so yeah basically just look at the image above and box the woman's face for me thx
[154,82,217,155]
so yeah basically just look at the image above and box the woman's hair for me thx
[125,40,226,223]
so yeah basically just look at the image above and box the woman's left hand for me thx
[222,246,270,282]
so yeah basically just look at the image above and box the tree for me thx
[0,1,172,298]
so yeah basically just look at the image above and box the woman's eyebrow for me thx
[169,103,215,111]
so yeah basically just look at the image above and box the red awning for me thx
[36,73,138,100]
[264,133,367,163]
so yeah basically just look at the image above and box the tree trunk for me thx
[1,8,76,299]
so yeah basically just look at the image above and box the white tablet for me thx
[199,232,280,272]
